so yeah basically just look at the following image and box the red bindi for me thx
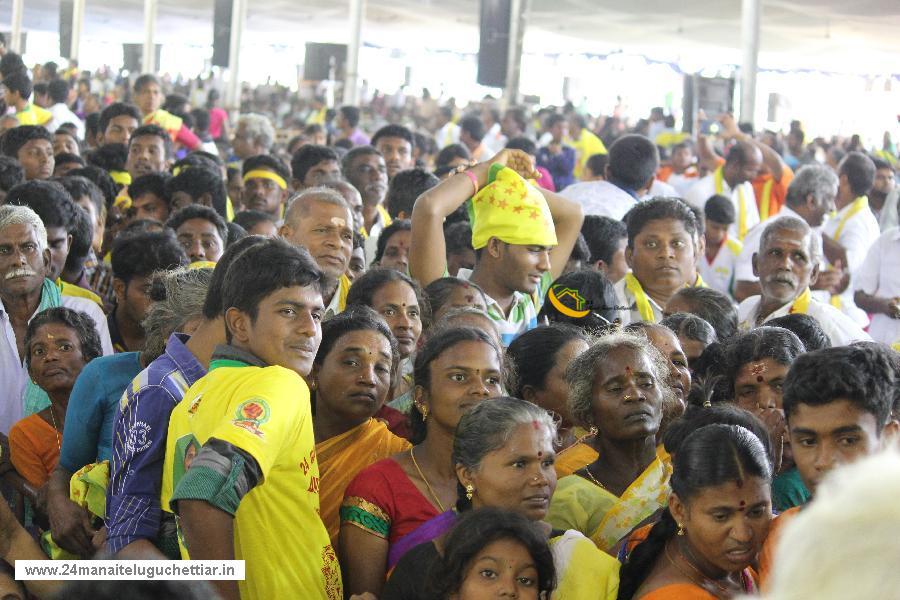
[532,420,540,430]
[537,451,543,458]
[756,376,764,383]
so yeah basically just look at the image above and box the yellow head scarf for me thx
[468,164,557,250]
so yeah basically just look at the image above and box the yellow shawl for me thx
[547,446,672,551]
[316,418,410,543]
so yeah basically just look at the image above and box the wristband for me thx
[463,169,479,195]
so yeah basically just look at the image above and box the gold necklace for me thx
[409,447,446,512]
[47,404,62,452]
[665,540,732,597]
[581,464,607,490]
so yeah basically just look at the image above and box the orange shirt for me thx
[8,413,61,488]
[758,506,801,590]
[752,165,794,221]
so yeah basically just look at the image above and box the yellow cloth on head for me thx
[110,170,132,186]
[468,164,557,250]
[243,169,287,190]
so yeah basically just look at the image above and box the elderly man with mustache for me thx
[738,215,870,346]
[0,205,112,437]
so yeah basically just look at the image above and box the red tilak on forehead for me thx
[532,420,540,430]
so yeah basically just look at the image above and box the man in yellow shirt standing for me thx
[567,114,607,180]
[3,71,52,127]
[161,238,341,600]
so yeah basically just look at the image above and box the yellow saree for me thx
[316,419,410,542]
[547,445,672,551]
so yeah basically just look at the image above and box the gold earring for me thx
[677,523,685,536]
[418,404,429,421]
[465,484,474,501]
[588,426,598,437]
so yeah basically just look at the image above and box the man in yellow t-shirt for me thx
[4,71,53,127]
[161,238,341,600]
[567,114,607,180]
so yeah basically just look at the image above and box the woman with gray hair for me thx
[546,331,676,552]
[382,397,620,600]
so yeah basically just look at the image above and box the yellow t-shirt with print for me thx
[161,360,342,600]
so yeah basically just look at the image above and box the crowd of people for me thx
[0,44,899,600]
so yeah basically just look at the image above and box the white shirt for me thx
[698,237,743,298]
[812,199,880,327]
[737,294,871,347]
[647,179,678,199]
[559,181,637,221]
[855,227,900,346]
[666,172,700,198]
[481,123,507,156]
[734,205,823,283]
[685,174,760,241]
[877,188,899,232]
[0,293,113,435]
[613,276,664,325]
[435,122,460,149]
[46,103,85,139]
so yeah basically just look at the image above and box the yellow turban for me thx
[468,164,557,250]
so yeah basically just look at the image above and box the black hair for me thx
[32,82,49,100]
[503,107,527,132]
[766,313,831,352]
[129,124,174,160]
[84,113,101,142]
[88,143,128,172]
[579,215,625,266]
[568,233,591,264]
[66,166,118,209]
[660,312,717,347]
[129,172,171,206]
[505,136,536,155]
[410,326,501,444]
[241,153,290,182]
[1,125,52,158]
[341,145,381,177]
[0,52,26,79]
[724,326,805,398]
[544,113,566,129]
[226,221,247,246]
[313,305,399,372]
[618,424,772,600]
[133,73,160,93]
[346,266,431,326]
[538,269,619,332]
[190,108,210,133]
[54,152,84,168]
[839,151,876,197]
[97,102,141,134]
[870,156,893,172]
[427,508,556,598]
[165,204,228,246]
[5,180,77,230]
[0,155,25,191]
[338,105,361,128]
[661,403,771,462]
[623,197,698,249]
[444,221,473,258]
[435,144,470,169]
[291,144,339,183]
[704,194,735,225]
[783,344,896,431]
[24,306,103,371]
[424,277,487,319]
[164,166,227,218]
[458,116,485,141]
[173,152,222,174]
[220,238,324,340]
[64,198,94,267]
[373,219,412,265]
[385,168,439,219]
[232,210,276,233]
[110,230,188,283]
[56,176,104,223]
[371,124,414,148]
[507,323,587,397]
[48,79,71,104]
[667,286,738,341]
[201,235,269,320]
[585,153,608,178]
[3,70,32,100]
[607,134,659,190]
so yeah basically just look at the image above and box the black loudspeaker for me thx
[59,0,73,58]
[123,44,162,73]
[303,43,347,81]
[682,75,735,134]
[477,0,510,88]
[211,0,232,68]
